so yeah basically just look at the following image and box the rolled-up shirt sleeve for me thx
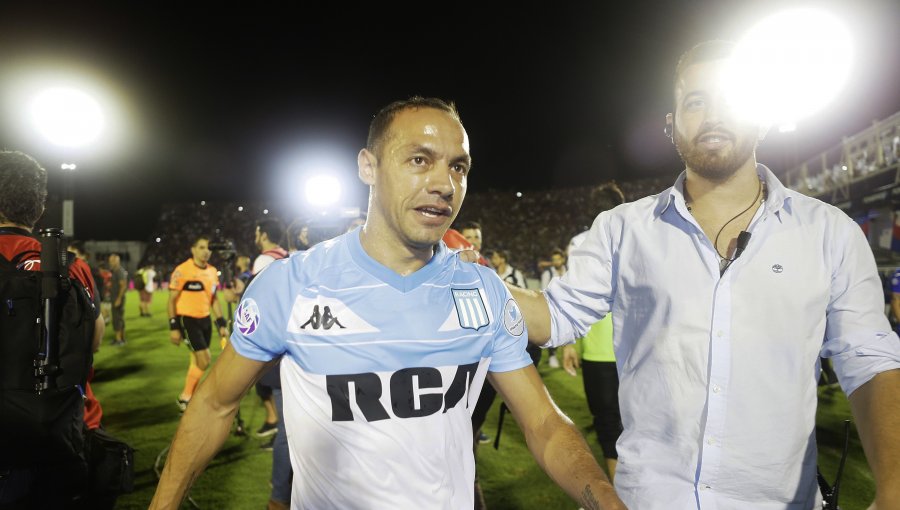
[545,211,615,348]
[823,216,900,396]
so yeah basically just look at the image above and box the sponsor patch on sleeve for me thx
[502,298,525,337]
[235,298,261,335]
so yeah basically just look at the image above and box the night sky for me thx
[1,0,898,240]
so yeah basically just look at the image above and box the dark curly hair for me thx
[0,151,47,228]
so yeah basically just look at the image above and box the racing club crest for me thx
[451,288,489,331]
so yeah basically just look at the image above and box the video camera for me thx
[208,239,237,289]
[208,239,236,260]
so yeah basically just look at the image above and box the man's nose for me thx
[425,164,456,198]
[705,94,738,125]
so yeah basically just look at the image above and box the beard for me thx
[675,128,757,181]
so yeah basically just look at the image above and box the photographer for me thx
[168,236,228,412]
[0,150,106,507]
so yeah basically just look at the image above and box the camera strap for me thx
[817,419,851,510]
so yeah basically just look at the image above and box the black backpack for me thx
[0,239,96,468]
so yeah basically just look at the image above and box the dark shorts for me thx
[112,303,125,331]
[183,316,212,352]
[256,361,282,399]
[582,360,623,459]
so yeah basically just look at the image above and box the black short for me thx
[182,316,212,352]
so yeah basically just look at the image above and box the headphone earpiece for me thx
[664,123,674,139]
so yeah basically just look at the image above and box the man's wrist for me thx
[169,316,183,331]
[215,317,227,330]
[580,481,623,510]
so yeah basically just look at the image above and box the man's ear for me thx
[665,113,674,141]
[358,148,376,185]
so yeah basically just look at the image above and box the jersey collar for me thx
[347,229,447,293]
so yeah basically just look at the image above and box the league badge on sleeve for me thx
[502,298,525,337]
[452,288,489,331]
[235,298,260,335]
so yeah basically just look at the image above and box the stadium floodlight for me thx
[778,123,797,133]
[305,175,342,207]
[723,7,853,126]
[60,163,77,171]
[29,87,105,148]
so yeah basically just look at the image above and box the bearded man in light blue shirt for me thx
[509,41,900,509]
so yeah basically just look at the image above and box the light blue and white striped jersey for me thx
[230,228,531,509]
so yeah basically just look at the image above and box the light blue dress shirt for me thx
[545,165,900,509]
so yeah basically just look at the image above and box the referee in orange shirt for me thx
[168,236,229,411]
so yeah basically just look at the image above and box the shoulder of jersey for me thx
[453,253,504,287]
[293,236,342,267]
[261,235,347,282]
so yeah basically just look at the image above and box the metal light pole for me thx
[60,163,77,237]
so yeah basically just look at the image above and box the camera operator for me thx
[168,236,228,412]
[0,150,106,507]
[233,255,251,296]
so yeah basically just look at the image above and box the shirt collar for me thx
[347,228,448,293]
[654,163,793,221]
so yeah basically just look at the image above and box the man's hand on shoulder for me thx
[456,248,480,264]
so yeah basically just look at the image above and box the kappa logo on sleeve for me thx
[502,298,525,337]
[235,298,260,335]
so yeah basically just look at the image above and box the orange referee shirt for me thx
[170,259,219,318]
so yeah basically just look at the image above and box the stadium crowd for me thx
[140,177,673,282]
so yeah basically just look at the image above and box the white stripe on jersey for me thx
[312,282,389,292]
[281,355,489,509]
[286,331,487,347]
[421,279,482,288]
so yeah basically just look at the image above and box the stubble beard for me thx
[675,130,757,182]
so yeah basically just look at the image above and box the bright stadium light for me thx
[778,123,797,133]
[29,87,105,148]
[305,175,342,207]
[723,8,853,126]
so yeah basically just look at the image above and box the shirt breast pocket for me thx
[735,228,830,339]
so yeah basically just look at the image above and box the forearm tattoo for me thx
[582,484,601,510]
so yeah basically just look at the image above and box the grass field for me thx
[95,291,875,509]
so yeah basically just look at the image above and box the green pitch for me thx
[95,291,874,509]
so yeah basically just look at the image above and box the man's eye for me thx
[686,99,705,109]
[411,156,426,165]
[452,164,469,174]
